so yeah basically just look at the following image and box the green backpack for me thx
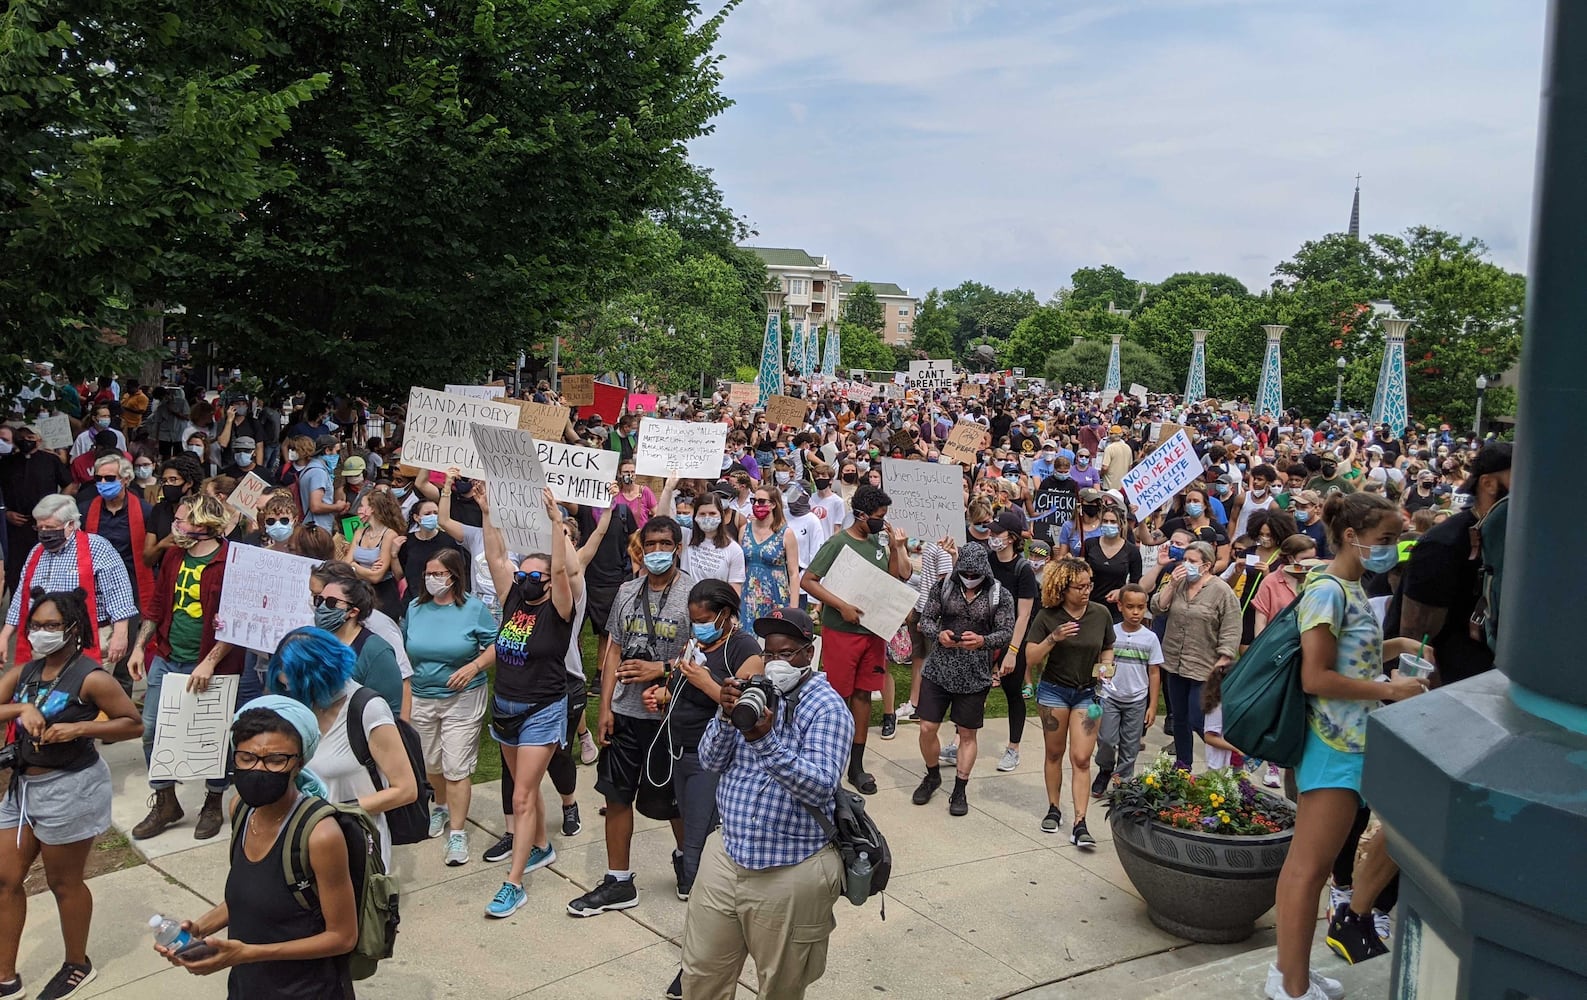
[1220,577,1345,768]
[231,797,400,980]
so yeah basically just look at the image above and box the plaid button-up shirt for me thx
[5,533,139,626]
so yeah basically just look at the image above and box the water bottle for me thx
[150,914,214,960]
[845,851,873,905]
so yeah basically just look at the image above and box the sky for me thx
[693,0,1549,299]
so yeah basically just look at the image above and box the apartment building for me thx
[840,278,919,345]
[744,247,842,330]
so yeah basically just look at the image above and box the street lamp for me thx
[1474,374,1489,438]
[1335,356,1347,414]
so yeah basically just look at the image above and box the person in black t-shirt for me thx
[986,511,1040,773]
[1401,472,1442,514]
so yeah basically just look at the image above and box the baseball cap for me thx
[1293,489,1323,507]
[315,433,339,453]
[753,607,814,643]
[1079,487,1104,503]
[1026,540,1052,560]
[1320,451,1341,463]
[232,436,256,450]
[340,456,367,477]
[1365,444,1384,455]
[992,509,1025,534]
[1460,442,1513,494]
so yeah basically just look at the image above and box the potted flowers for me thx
[1105,755,1296,943]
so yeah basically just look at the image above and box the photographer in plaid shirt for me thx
[679,607,852,1000]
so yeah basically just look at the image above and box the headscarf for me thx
[234,695,330,798]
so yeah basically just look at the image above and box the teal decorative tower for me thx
[821,324,839,378]
[806,322,820,376]
[1103,334,1122,393]
[757,289,787,407]
[1370,317,1411,435]
[788,305,809,382]
[1185,329,1208,401]
[1255,324,1286,418]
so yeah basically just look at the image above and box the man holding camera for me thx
[682,607,852,1000]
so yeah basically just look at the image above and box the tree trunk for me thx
[129,302,164,385]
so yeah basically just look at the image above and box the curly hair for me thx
[26,588,92,656]
[851,484,891,515]
[1039,557,1091,608]
[266,626,356,710]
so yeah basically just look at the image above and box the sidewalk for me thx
[12,723,1366,999]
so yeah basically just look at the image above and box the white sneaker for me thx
[938,744,958,766]
[894,702,916,722]
[445,830,469,866]
[428,805,450,840]
[996,747,1020,772]
[1328,881,1353,916]
[1264,964,1343,1000]
[1373,909,1392,945]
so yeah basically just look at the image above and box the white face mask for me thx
[0,440,11,456]
[28,628,68,657]
[763,659,811,694]
[287,449,299,462]
[424,574,451,596]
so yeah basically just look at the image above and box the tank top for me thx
[14,654,100,772]
[493,585,576,707]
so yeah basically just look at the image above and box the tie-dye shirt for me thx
[1296,571,1382,753]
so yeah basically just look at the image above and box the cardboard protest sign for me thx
[764,394,810,429]
[227,472,272,516]
[1030,477,1078,545]
[29,413,71,451]
[887,428,916,454]
[214,545,318,653]
[535,440,618,508]
[727,382,758,407]
[445,384,509,401]
[879,458,965,544]
[1121,429,1199,518]
[469,423,555,553]
[635,418,728,480]
[512,400,570,441]
[942,422,991,466]
[559,375,595,407]
[398,387,520,479]
[1149,422,1182,451]
[960,382,981,398]
[817,546,918,641]
[148,675,240,781]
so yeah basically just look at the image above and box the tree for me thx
[909,290,957,361]
[1061,265,1139,313]
[841,282,885,335]
[1003,306,1084,373]
[1043,339,1174,392]
[833,321,896,372]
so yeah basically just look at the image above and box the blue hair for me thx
[267,626,356,710]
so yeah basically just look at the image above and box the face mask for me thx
[643,550,675,575]
[1184,503,1204,518]
[17,438,38,455]
[675,513,693,529]
[230,452,253,468]
[424,574,451,596]
[1355,541,1400,573]
[1099,524,1120,538]
[28,628,68,657]
[864,516,886,535]
[39,528,68,552]
[691,620,724,644]
[1168,544,1186,560]
[95,479,123,500]
[1295,510,1311,524]
[134,464,153,480]
[1213,484,1228,496]
[763,658,812,694]
[518,577,548,603]
[313,603,349,631]
[172,528,208,549]
[958,574,985,588]
[1077,457,1090,466]
[1322,463,1338,477]
[233,767,294,808]
[391,486,409,499]
[0,440,11,456]
[814,478,832,492]
[287,449,299,462]
[752,503,773,521]
[988,535,1010,552]
[618,474,635,485]
[774,471,791,485]
[186,445,204,456]
[842,473,857,484]
[418,514,440,532]
[1184,562,1202,581]
[265,520,294,542]
[95,417,111,429]
[324,454,340,472]
[696,514,722,532]
[1250,487,1267,498]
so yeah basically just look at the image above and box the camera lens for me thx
[731,686,769,732]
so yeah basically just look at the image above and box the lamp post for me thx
[1474,374,1488,438]
[1335,356,1347,414]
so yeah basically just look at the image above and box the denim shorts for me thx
[1036,680,1098,711]
[491,696,567,749]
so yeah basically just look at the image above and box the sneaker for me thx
[428,804,450,839]
[1325,906,1389,964]
[1070,818,1097,849]
[665,970,684,1000]
[1162,716,1174,737]
[673,851,687,900]
[938,743,958,766]
[483,832,514,863]
[1265,963,1344,1000]
[911,770,941,805]
[879,714,897,740]
[996,747,1020,772]
[1265,763,1283,788]
[0,976,20,1000]
[1328,881,1354,916]
[1373,909,1392,946]
[578,729,598,766]
[561,803,582,838]
[1040,806,1062,833]
[1263,965,1339,1000]
[567,874,639,917]
[948,786,969,817]
[525,843,556,876]
[894,702,916,722]
[1090,768,1113,798]
[36,961,95,1000]
[445,830,469,866]
[484,881,527,919]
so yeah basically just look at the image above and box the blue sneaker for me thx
[485,881,527,919]
[525,843,556,875]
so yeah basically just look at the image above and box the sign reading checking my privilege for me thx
[399,386,520,479]
[1031,477,1078,545]
[536,440,618,508]
[1120,428,1199,518]
[879,457,966,544]
[469,423,555,553]
[149,674,240,782]
[215,545,319,653]
[634,418,728,480]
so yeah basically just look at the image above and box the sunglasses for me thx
[514,570,548,583]
[311,595,350,610]
[93,474,120,483]
[263,517,293,527]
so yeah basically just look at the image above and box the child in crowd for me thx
[1200,663,1239,771]
[1090,584,1163,796]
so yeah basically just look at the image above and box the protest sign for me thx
[819,442,839,466]
[535,440,618,508]
[879,458,965,544]
[960,382,981,399]
[227,472,271,515]
[29,413,71,451]
[1150,422,1182,450]
[469,423,556,552]
[942,422,991,466]
[1121,429,1200,518]
[887,428,916,454]
[635,418,728,480]
[215,545,318,653]
[559,375,595,407]
[399,387,520,479]
[818,546,918,641]
[1013,367,1026,377]
[764,394,810,429]
[1129,383,1149,405]
[881,383,904,401]
[909,359,954,393]
[445,384,509,401]
[627,393,659,414]
[727,382,758,407]
[148,675,240,782]
[1031,477,1078,545]
[511,399,569,441]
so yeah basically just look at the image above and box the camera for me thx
[731,676,779,732]
[622,644,656,665]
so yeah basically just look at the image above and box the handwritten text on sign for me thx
[399,387,520,479]
[444,384,508,401]
[149,674,240,781]
[559,375,595,407]
[511,400,569,441]
[469,423,555,554]
[536,440,618,508]
[227,471,271,515]
[909,359,954,393]
[942,422,991,466]
[817,546,918,641]
[1120,429,1200,518]
[763,394,810,429]
[880,458,966,544]
[215,545,319,653]
[634,418,728,480]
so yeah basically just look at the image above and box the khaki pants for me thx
[681,831,843,1000]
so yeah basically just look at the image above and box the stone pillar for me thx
[1185,329,1208,402]
[757,290,787,407]
[1103,334,1122,393]
[821,324,840,378]
[1370,318,1411,435]
[1366,3,1587,996]
[1255,325,1286,418]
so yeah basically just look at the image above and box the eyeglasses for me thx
[233,750,300,772]
[28,620,67,632]
[312,595,350,610]
[1068,582,1094,591]
[93,473,120,483]
[264,517,293,527]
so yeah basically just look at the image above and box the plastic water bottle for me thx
[149,914,190,950]
[845,851,873,905]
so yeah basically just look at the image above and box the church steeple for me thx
[1348,174,1360,239]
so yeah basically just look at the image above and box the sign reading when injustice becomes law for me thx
[880,457,966,544]
[399,387,520,479]
[559,375,595,407]
[1121,429,1200,518]
[634,418,729,480]
[470,423,556,553]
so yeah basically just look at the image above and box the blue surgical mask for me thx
[675,514,693,529]
[265,520,294,542]
[95,417,111,428]
[643,550,675,575]
[95,479,122,500]
[1099,524,1120,539]
[1077,457,1089,466]
[1184,562,1202,581]
[691,621,723,644]
[1184,503,1204,517]
[418,513,440,531]
[234,452,254,468]
[1356,542,1400,573]
[1168,544,1187,560]
[1295,510,1311,524]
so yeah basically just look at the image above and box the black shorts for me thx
[916,675,990,731]
[586,583,620,638]
[564,692,588,747]
[595,714,679,821]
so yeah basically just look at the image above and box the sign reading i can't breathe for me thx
[399,387,520,479]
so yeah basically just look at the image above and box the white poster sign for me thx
[1120,429,1201,518]
[215,545,319,653]
[536,440,619,508]
[818,546,918,641]
[444,384,509,401]
[227,472,272,516]
[909,359,954,393]
[29,413,71,451]
[148,675,240,781]
[879,458,966,545]
[398,387,520,479]
[634,418,728,480]
[469,423,555,553]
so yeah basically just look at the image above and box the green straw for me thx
[1418,634,1429,660]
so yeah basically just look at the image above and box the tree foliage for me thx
[1043,339,1174,392]
[834,320,896,373]
[841,282,885,336]
[1061,265,1139,313]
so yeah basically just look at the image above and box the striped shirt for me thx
[5,533,140,626]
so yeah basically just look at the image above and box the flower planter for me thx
[1109,809,1293,944]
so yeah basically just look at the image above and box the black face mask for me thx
[814,478,832,491]
[161,484,186,505]
[864,516,886,535]
[17,438,38,455]
[39,528,68,552]
[518,578,547,603]
[1321,463,1338,477]
[841,473,857,484]
[233,767,294,807]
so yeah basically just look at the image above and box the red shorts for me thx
[821,628,887,699]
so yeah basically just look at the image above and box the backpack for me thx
[346,685,433,846]
[1220,577,1346,769]
[231,797,399,980]
[801,789,892,918]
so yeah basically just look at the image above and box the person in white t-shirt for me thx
[679,493,746,594]
[1200,663,1238,772]
[1090,585,1164,794]
[809,463,847,541]
[784,488,826,589]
